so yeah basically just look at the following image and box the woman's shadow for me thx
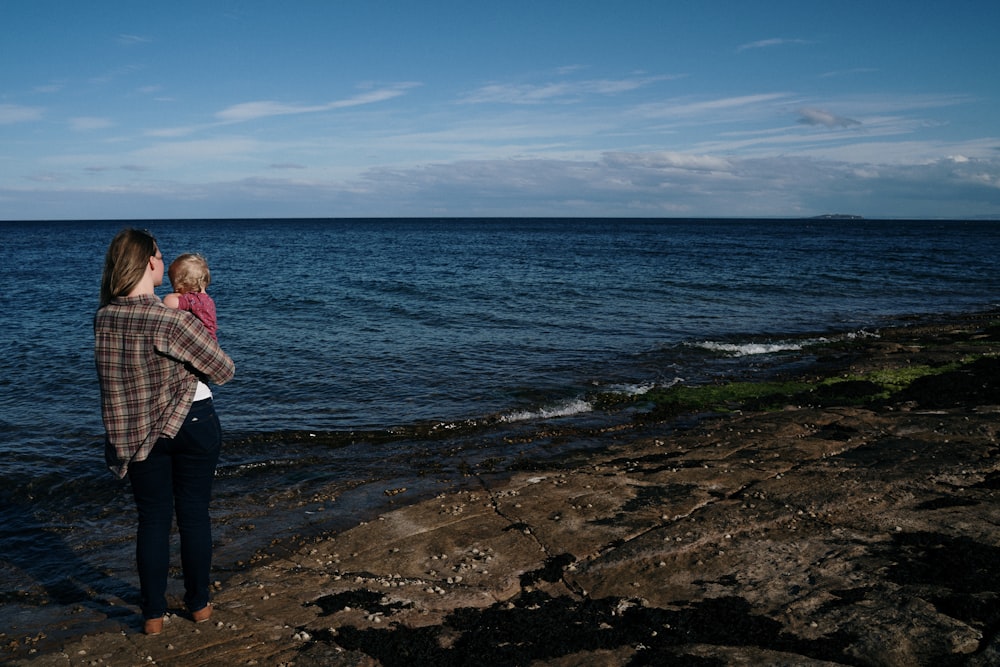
[0,479,142,648]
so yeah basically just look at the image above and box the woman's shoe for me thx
[143,617,164,635]
[192,604,212,623]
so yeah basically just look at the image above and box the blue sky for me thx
[3,1,999,220]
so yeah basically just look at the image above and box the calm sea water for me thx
[1,218,999,631]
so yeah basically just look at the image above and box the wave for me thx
[500,398,594,423]
[692,337,830,357]
[845,329,881,340]
[691,327,885,358]
[498,378,677,424]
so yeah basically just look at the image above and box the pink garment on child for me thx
[176,292,218,340]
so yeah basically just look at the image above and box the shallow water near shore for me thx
[1,217,999,639]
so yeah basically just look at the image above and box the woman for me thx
[94,228,236,635]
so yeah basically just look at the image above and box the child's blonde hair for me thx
[168,253,211,294]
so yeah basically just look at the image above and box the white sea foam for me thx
[608,381,657,396]
[697,329,884,357]
[846,329,881,340]
[499,378,681,424]
[694,338,828,357]
[501,398,594,423]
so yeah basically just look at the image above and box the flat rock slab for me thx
[10,313,1000,666]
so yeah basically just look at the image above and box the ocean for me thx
[1,217,999,629]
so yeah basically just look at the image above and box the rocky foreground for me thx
[8,311,1000,666]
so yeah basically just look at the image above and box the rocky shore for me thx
[7,310,1000,666]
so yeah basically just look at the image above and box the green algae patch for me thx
[651,381,812,411]
[852,363,960,393]
[632,380,813,420]
[632,360,974,420]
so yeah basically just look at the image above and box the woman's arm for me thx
[162,312,236,385]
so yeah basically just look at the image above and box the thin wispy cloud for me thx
[215,101,333,122]
[214,84,419,122]
[84,165,148,173]
[0,104,43,124]
[603,151,731,172]
[632,93,792,123]
[797,107,862,128]
[70,116,113,131]
[117,34,151,45]
[461,75,679,105]
[133,137,264,163]
[820,68,878,78]
[737,38,811,52]
[145,84,419,138]
[838,93,975,115]
[89,64,143,85]
[145,125,204,139]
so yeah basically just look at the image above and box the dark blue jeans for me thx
[128,398,221,620]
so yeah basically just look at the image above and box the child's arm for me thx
[163,292,181,309]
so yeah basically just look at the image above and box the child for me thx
[163,253,218,340]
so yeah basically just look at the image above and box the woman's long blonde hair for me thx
[99,228,158,308]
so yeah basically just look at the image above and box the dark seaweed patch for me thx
[312,589,410,617]
[318,592,863,667]
[914,496,980,510]
[886,531,1000,593]
[520,553,576,587]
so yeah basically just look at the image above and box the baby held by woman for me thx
[164,253,217,340]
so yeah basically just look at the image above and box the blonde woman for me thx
[94,229,235,635]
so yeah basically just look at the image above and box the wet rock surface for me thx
[8,312,1000,666]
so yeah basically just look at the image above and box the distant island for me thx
[810,213,865,220]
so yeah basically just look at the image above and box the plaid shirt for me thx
[94,294,235,478]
